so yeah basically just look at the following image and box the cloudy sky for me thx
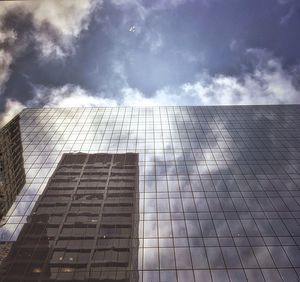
[0,0,300,122]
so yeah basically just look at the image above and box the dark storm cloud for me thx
[0,0,300,118]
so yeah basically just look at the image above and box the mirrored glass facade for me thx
[0,106,300,281]
[0,152,139,281]
[0,115,25,220]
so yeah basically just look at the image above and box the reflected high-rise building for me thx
[0,152,139,281]
[1,106,300,282]
[0,115,25,220]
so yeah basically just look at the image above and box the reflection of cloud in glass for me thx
[1,106,300,279]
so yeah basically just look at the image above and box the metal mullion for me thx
[40,154,89,279]
[86,154,114,275]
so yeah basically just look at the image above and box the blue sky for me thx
[0,0,300,122]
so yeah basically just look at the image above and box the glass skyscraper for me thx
[0,106,300,281]
[0,115,25,221]
[1,152,139,281]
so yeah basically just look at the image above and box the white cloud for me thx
[0,50,13,92]
[122,87,160,106]
[0,99,25,128]
[28,54,300,108]
[111,0,202,18]
[31,1,97,38]
[30,84,117,107]
[29,0,99,58]
[0,0,98,41]
[141,29,163,53]
[1,52,293,123]
[109,0,191,52]
[119,56,300,105]
[0,29,17,44]
[0,0,99,92]
[150,0,193,10]
[0,29,17,91]
[3,50,298,117]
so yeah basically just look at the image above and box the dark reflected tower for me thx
[0,153,139,281]
[0,115,25,220]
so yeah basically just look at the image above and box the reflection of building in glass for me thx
[0,115,25,220]
[1,106,300,281]
[0,153,139,281]
[0,243,12,266]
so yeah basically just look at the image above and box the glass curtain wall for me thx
[0,106,300,281]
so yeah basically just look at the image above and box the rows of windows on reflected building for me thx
[0,152,139,281]
[0,106,300,281]
[0,115,25,222]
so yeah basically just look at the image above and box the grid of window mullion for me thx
[3,106,300,281]
[157,108,178,281]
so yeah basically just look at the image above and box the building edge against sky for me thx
[0,105,300,281]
